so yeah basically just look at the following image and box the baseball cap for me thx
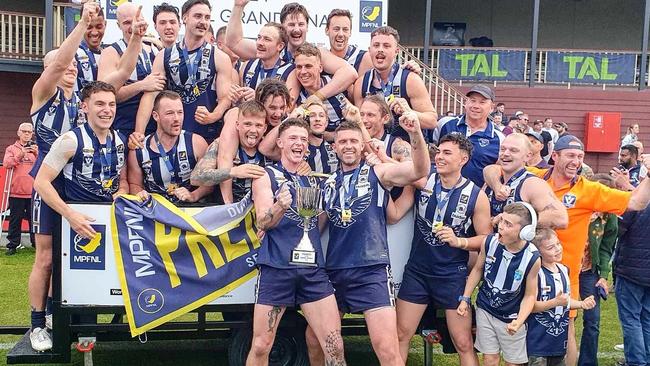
[554,121,569,130]
[515,111,524,117]
[554,135,584,151]
[525,131,544,144]
[466,85,495,101]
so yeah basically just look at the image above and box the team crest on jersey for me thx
[419,193,430,206]
[416,217,444,247]
[48,98,60,115]
[245,70,255,85]
[534,311,569,337]
[478,138,490,147]
[82,148,94,167]
[169,58,180,75]
[325,188,373,228]
[562,193,577,208]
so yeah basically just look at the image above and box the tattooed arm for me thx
[521,177,568,229]
[390,138,412,162]
[252,172,291,231]
[190,139,231,186]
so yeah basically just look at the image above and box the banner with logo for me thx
[545,51,636,84]
[438,49,526,81]
[111,194,260,336]
[100,0,388,47]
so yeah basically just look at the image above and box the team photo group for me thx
[23,0,650,365]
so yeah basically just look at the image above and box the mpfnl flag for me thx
[112,194,260,336]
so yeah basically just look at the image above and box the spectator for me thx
[3,123,37,255]
[502,116,521,136]
[518,113,532,133]
[495,102,506,116]
[610,145,643,191]
[578,173,618,366]
[492,113,505,131]
[621,123,640,147]
[553,122,569,138]
[532,119,553,161]
[633,141,648,178]
[525,131,550,169]
[614,198,650,366]
[543,117,559,143]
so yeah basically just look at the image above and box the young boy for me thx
[527,228,596,366]
[457,202,542,366]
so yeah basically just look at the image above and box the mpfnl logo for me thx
[70,224,106,270]
[137,288,165,314]
[359,1,383,32]
[106,0,130,20]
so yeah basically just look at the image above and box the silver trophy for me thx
[290,187,321,266]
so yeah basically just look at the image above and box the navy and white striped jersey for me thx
[297,75,348,132]
[527,264,571,357]
[241,58,294,90]
[341,45,366,72]
[476,234,540,322]
[75,41,101,91]
[164,41,219,141]
[135,131,196,202]
[323,162,390,269]
[306,140,338,174]
[110,39,155,134]
[280,47,293,64]
[407,171,480,278]
[63,123,126,202]
[232,147,268,202]
[435,115,505,188]
[484,168,535,216]
[380,131,397,158]
[256,164,326,269]
[30,87,84,177]
[360,64,412,140]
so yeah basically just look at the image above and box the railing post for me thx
[423,0,432,65]
[529,0,540,87]
[45,0,53,52]
[639,0,650,90]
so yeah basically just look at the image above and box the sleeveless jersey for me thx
[527,264,571,357]
[110,39,154,134]
[232,147,268,202]
[407,172,480,277]
[256,164,325,269]
[341,45,366,72]
[164,41,219,141]
[484,168,536,216]
[241,57,294,90]
[297,75,347,131]
[305,140,338,174]
[476,234,540,322]
[30,87,84,177]
[135,131,196,202]
[63,123,126,202]
[323,162,390,269]
[279,47,293,63]
[361,63,411,140]
[75,41,101,91]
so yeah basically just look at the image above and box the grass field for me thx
[0,248,626,365]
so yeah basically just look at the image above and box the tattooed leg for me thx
[324,330,346,366]
[267,306,282,332]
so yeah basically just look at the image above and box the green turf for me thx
[0,248,626,365]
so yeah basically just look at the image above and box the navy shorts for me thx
[397,267,466,309]
[328,264,395,314]
[31,189,59,235]
[255,265,334,307]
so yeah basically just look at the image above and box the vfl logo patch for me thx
[562,193,577,208]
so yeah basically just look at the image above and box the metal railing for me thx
[402,46,648,89]
[0,5,67,61]
[397,45,466,115]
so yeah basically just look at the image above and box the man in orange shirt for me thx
[484,135,650,366]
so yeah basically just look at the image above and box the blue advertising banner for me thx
[545,52,636,84]
[112,194,260,336]
[438,49,526,81]
[359,1,383,32]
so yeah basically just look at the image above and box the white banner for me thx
[101,0,388,49]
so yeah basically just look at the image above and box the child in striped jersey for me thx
[527,228,595,366]
[457,202,541,365]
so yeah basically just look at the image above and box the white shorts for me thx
[474,306,528,364]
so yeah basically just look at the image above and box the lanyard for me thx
[65,92,79,124]
[153,133,180,183]
[182,42,205,84]
[126,38,152,78]
[376,63,400,97]
[259,57,282,80]
[433,175,463,223]
[278,162,309,188]
[86,123,113,175]
[339,165,361,210]
[502,168,529,190]
[343,45,356,60]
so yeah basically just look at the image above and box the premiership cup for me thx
[290,187,321,266]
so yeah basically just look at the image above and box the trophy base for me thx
[289,249,317,267]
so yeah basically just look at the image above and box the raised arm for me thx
[187,134,214,201]
[521,177,568,229]
[130,52,166,149]
[252,172,290,231]
[32,2,99,109]
[318,49,358,98]
[404,73,437,129]
[258,124,282,161]
[225,0,257,60]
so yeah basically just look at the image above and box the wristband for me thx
[458,295,471,304]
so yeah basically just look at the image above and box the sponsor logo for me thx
[70,224,106,270]
[110,289,122,296]
[360,1,383,32]
[137,288,164,314]
[106,0,130,20]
